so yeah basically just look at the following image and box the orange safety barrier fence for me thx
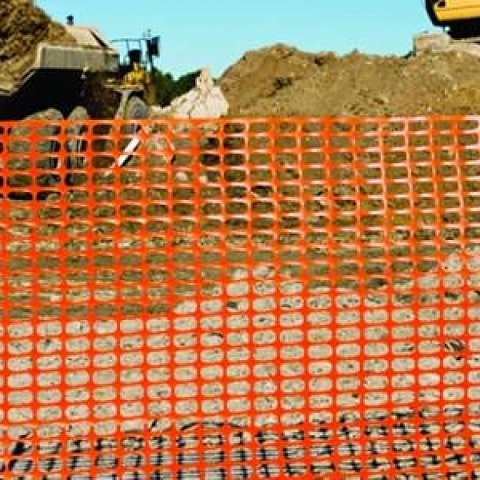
[0,116,479,479]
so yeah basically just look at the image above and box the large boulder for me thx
[151,69,229,119]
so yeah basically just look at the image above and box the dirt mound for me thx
[0,0,73,80]
[220,43,480,116]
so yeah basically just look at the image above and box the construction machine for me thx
[0,21,160,121]
[0,8,228,196]
[425,0,480,39]
[109,33,161,119]
[0,19,161,195]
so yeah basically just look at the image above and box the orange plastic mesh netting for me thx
[0,116,478,479]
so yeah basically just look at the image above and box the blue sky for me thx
[36,1,435,78]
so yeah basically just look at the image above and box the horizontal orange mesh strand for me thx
[0,116,479,479]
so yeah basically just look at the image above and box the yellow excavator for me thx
[426,0,480,38]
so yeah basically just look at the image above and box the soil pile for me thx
[0,0,73,81]
[220,43,480,116]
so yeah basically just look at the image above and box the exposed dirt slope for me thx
[220,43,480,116]
[0,0,73,80]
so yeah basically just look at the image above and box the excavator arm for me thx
[425,0,480,36]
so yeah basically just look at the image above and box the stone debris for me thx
[151,68,229,118]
